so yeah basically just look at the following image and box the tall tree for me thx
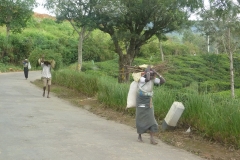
[93,0,204,83]
[0,0,36,61]
[45,0,96,71]
[155,33,167,62]
[0,0,36,39]
[198,0,240,98]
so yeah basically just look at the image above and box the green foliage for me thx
[182,30,207,54]
[24,19,79,65]
[0,62,22,72]
[97,77,128,110]
[83,30,116,62]
[162,41,191,56]
[29,48,63,70]
[94,59,119,78]
[200,80,230,93]
[198,95,240,147]
[216,88,240,99]
[41,18,56,25]
[131,58,159,66]
[9,34,34,63]
[52,69,98,97]
[163,54,240,92]
[58,37,78,65]
[68,53,240,94]
[139,37,159,57]
[0,16,118,67]
[0,34,8,60]
[0,33,34,63]
[0,0,36,35]
[140,38,203,63]
[0,19,77,68]
[92,0,204,82]
[26,17,39,28]
[52,67,240,148]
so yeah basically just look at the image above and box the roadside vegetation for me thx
[51,56,240,149]
[1,2,240,158]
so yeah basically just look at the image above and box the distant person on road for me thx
[22,59,30,80]
[136,65,166,145]
[40,58,52,98]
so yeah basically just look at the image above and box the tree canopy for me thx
[197,0,240,98]
[42,0,205,82]
[45,0,97,71]
[93,0,204,82]
[0,0,36,38]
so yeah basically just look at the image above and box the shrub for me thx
[29,48,63,70]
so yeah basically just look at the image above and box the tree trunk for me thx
[118,53,132,83]
[222,36,227,53]
[76,27,85,72]
[6,24,10,40]
[228,28,235,98]
[229,51,234,98]
[5,24,11,59]
[111,36,138,83]
[207,35,210,53]
[159,40,164,62]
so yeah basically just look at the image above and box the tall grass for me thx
[0,62,22,72]
[52,69,240,148]
[205,96,240,147]
[97,77,128,110]
[52,69,97,97]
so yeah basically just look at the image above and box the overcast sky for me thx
[33,0,238,20]
[33,0,52,15]
[33,0,209,19]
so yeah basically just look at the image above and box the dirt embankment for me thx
[34,12,55,20]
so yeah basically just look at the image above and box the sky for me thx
[33,0,52,15]
[33,0,208,19]
[33,0,238,19]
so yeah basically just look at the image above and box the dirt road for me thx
[0,71,205,160]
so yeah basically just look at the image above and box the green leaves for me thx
[0,0,36,37]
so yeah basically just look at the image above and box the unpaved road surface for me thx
[0,71,205,160]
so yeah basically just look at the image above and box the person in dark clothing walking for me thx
[136,65,166,145]
[22,59,29,80]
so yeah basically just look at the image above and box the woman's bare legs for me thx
[47,85,50,98]
[43,86,46,97]
[150,132,158,145]
[138,134,143,142]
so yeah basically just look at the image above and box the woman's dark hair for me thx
[44,61,51,66]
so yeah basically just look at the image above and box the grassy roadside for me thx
[0,63,22,73]
[32,79,240,160]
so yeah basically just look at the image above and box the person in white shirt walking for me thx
[41,58,52,98]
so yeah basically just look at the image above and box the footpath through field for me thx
[0,71,205,160]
